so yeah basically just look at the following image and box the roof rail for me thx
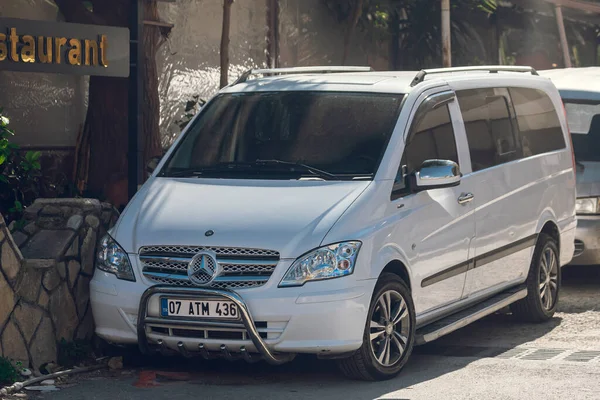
[410,65,539,87]
[232,66,373,85]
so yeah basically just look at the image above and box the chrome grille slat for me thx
[139,245,280,289]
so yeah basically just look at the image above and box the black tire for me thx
[510,233,561,322]
[337,273,416,381]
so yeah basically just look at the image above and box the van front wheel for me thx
[337,273,415,381]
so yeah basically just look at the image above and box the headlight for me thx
[575,197,600,215]
[279,241,361,287]
[96,234,136,281]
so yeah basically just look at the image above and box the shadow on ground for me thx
[52,266,599,399]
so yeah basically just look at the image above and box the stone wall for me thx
[0,199,118,369]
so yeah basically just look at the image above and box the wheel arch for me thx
[537,218,561,254]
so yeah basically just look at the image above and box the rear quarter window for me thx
[508,87,566,157]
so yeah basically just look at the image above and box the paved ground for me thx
[34,266,600,400]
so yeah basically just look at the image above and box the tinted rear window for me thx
[509,87,566,156]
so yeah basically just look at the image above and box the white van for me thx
[539,67,600,266]
[91,66,576,381]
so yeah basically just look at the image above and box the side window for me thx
[457,88,520,172]
[394,102,458,190]
[509,87,566,156]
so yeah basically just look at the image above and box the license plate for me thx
[160,298,239,319]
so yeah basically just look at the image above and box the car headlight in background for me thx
[96,234,136,281]
[575,197,600,215]
[279,241,361,287]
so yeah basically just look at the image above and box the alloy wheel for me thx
[539,246,559,311]
[368,290,411,367]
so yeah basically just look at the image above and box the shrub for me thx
[0,357,20,386]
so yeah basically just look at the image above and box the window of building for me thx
[509,87,566,157]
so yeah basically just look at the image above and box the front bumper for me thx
[90,269,373,362]
[138,285,295,364]
[569,216,600,265]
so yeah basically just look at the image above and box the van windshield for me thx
[564,101,600,162]
[161,91,404,180]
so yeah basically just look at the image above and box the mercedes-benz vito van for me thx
[91,66,576,381]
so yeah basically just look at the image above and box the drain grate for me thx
[564,351,600,362]
[495,348,530,359]
[519,349,564,361]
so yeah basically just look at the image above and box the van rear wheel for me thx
[510,233,561,322]
[337,273,415,381]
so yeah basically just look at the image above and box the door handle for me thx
[458,192,474,205]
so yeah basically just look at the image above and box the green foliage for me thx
[57,338,93,368]
[174,95,206,132]
[0,108,43,225]
[322,0,497,68]
[0,356,20,385]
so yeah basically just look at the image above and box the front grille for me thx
[574,240,585,257]
[148,321,283,340]
[139,245,280,290]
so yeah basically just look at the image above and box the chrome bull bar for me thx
[137,285,296,365]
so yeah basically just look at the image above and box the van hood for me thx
[112,177,371,258]
[576,161,600,197]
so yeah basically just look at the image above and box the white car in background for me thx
[91,66,576,381]
[540,67,600,265]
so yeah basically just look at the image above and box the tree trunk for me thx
[342,0,363,65]
[220,0,234,88]
[266,0,280,68]
[54,0,163,209]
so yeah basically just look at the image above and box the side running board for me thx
[415,285,528,345]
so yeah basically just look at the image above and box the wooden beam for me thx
[554,5,573,67]
[544,0,600,14]
[441,0,451,67]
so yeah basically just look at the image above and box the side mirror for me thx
[412,159,461,191]
[146,156,161,176]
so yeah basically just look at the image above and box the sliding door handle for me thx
[458,192,474,205]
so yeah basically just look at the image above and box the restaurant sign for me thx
[0,17,129,77]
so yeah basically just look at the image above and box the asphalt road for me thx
[37,265,600,400]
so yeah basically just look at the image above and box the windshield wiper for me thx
[254,159,338,180]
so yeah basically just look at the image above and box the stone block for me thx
[29,317,57,370]
[56,262,67,280]
[80,228,97,276]
[38,290,49,309]
[1,239,22,280]
[68,261,80,289]
[42,268,61,292]
[23,259,56,270]
[85,215,100,230]
[66,215,83,231]
[49,282,78,341]
[23,222,39,235]
[40,205,62,217]
[0,272,15,328]
[75,306,94,340]
[0,321,29,364]
[23,203,42,220]
[11,231,28,247]
[14,266,43,303]
[35,198,101,211]
[36,216,66,230]
[60,206,73,218]
[14,302,43,344]
[75,276,90,317]
[21,230,76,259]
[65,238,79,258]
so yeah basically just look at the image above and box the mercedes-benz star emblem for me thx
[187,252,219,285]
[205,230,214,237]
